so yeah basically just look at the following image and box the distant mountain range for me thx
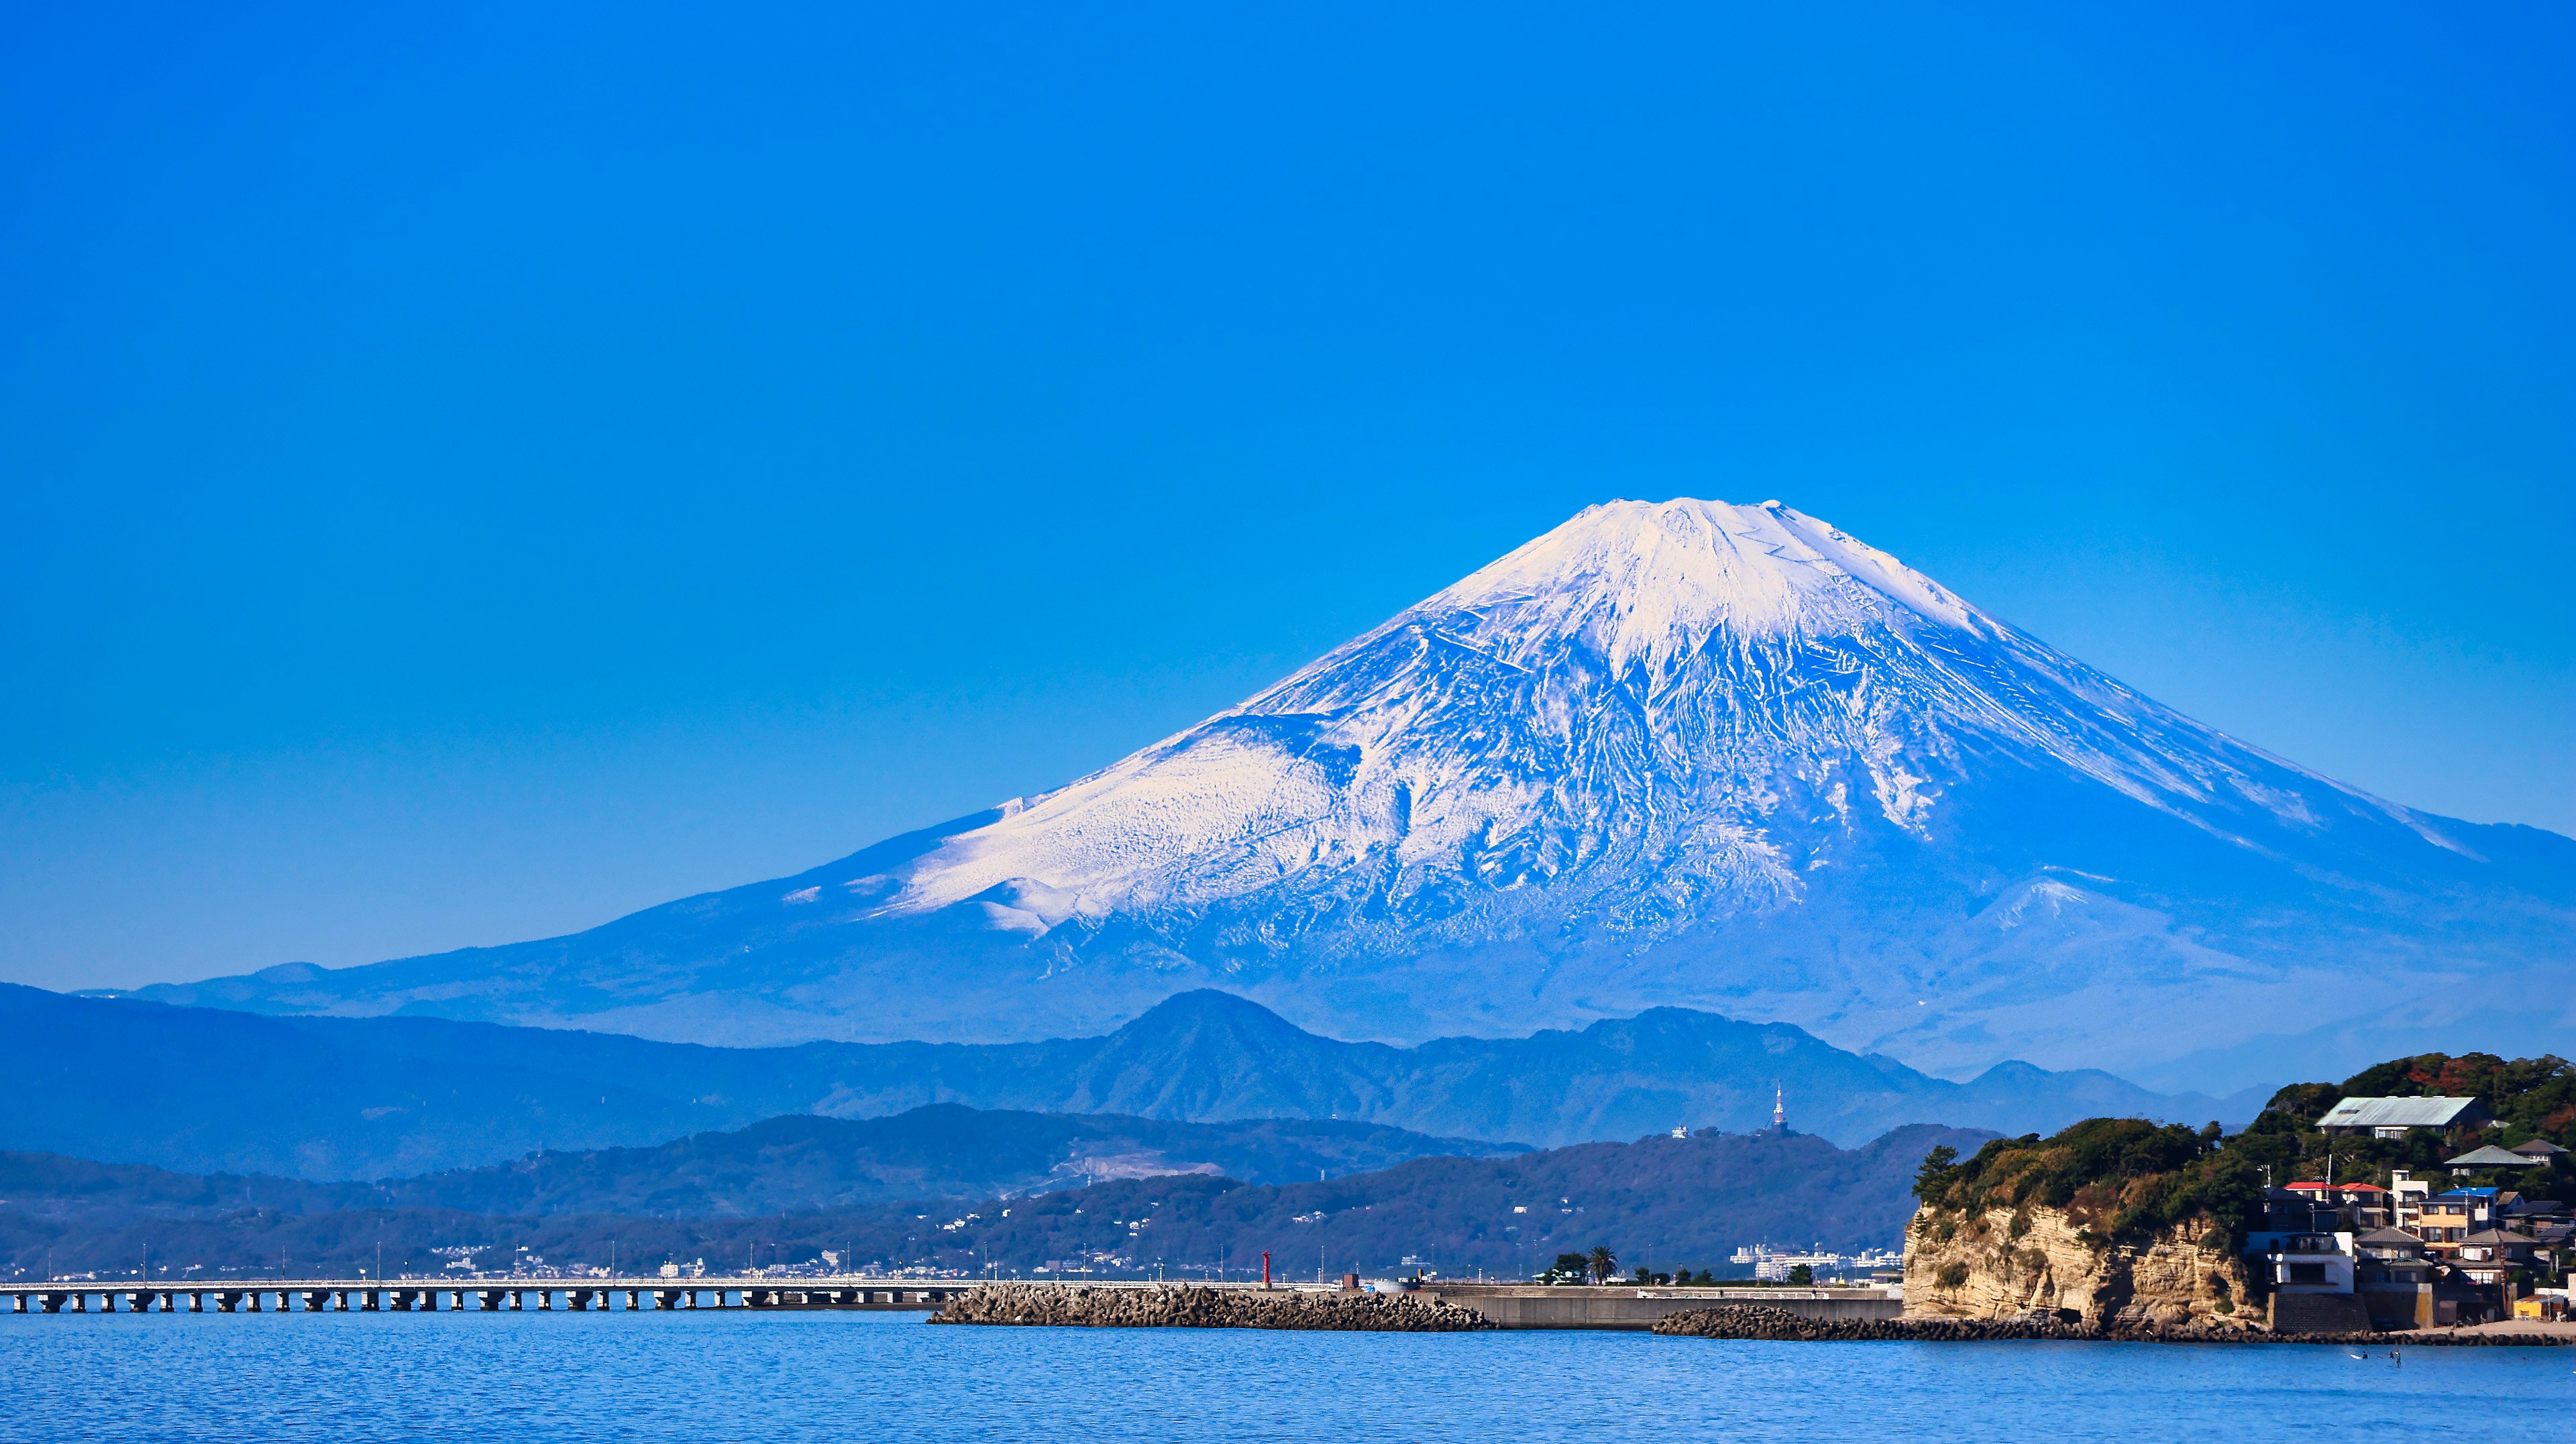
[0,1116,1993,1281]
[3,983,2256,1180]
[0,1106,1523,1223]
[128,500,2575,1090]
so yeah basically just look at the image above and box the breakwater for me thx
[1419,1283,1898,1330]
[928,1284,1495,1331]
[1651,1304,2572,1347]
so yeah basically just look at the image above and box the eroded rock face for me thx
[1900,1203,2255,1330]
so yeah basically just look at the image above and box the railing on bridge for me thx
[3,1278,1907,1331]
[0,1278,977,1316]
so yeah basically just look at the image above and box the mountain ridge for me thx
[0,1105,1529,1219]
[5,983,2251,1179]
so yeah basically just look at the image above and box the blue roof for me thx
[2434,1187,2501,1199]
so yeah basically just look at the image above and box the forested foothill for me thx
[1910,1052,2571,1274]
[0,1116,1986,1284]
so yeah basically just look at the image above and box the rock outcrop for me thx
[926,1283,1495,1332]
[1900,1202,2257,1329]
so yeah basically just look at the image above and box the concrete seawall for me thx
[1420,1285,1902,1331]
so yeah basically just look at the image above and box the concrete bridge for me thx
[0,1278,969,1315]
[2,1278,1902,1331]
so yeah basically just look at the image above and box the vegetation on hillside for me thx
[1909,1052,2574,1252]
[1910,1119,2256,1248]
[0,1122,1992,1283]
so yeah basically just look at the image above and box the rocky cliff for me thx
[1900,1202,2257,1330]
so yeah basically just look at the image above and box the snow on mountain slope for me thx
[136,500,2576,1089]
[890,500,2427,924]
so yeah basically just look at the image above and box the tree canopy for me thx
[1908,1051,2574,1250]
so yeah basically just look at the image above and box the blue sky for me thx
[3,3,2569,992]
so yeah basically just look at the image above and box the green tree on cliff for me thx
[1913,1145,1959,1203]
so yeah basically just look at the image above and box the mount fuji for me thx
[138,500,2574,1089]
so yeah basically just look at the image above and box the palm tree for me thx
[1587,1245,1617,1285]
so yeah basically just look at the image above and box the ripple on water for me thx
[1,1312,2567,1443]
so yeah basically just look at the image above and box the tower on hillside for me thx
[1772,1086,1786,1133]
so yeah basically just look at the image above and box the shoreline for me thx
[1653,1304,2576,1347]
[922,1286,2575,1343]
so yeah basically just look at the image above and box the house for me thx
[2443,1144,2548,1176]
[2499,1194,2570,1244]
[2261,1185,2348,1233]
[2353,1227,2428,1263]
[2258,1231,2355,1292]
[2453,1228,2540,1286]
[2316,1096,2493,1138]
[2284,1180,2392,1229]
[2341,1182,2392,1229]
[2243,1224,2371,1331]
[2410,1194,2485,1254]
[2351,1226,2437,1329]
[2387,1168,2435,1226]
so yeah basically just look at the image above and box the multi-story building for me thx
[2410,1193,2489,1254]
[2283,1181,2392,1229]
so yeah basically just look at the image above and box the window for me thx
[2286,1264,2327,1285]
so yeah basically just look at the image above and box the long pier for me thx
[0,1278,969,1315]
[1,1278,1904,1331]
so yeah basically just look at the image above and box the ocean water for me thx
[3,1312,2568,1441]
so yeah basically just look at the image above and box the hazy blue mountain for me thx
[2,985,2248,1178]
[0,1106,1523,1224]
[1,1121,1996,1281]
[132,500,2575,1090]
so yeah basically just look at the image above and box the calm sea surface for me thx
[4,1312,2568,1441]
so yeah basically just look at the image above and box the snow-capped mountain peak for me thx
[881,497,2284,926]
[138,498,2575,1087]
[1420,498,1991,669]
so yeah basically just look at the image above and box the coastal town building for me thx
[2221,1097,2571,1329]
[2453,1229,2542,1287]
[1727,1243,1900,1282]
[2316,1096,2493,1138]
[2444,1144,2547,1177]
[2285,1181,2390,1229]
[2412,1195,2483,1250]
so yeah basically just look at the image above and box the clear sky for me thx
[3,4,2569,993]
